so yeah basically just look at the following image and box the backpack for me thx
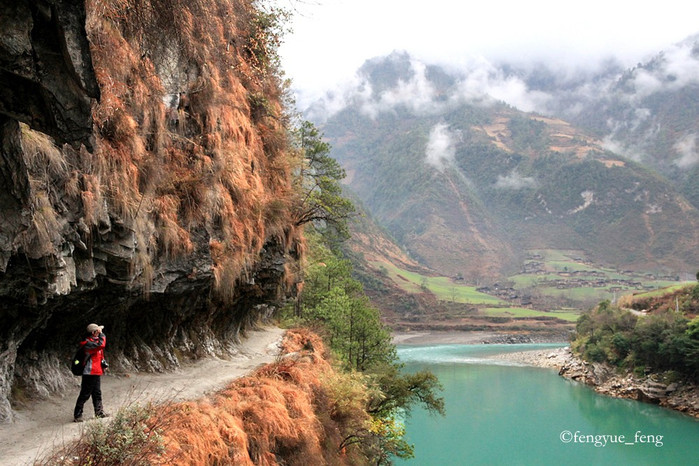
[71,345,86,376]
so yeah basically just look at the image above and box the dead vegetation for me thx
[15,0,302,301]
[156,329,377,464]
[84,0,300,296]
[39,330,375,465]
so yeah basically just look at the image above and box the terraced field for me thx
[364,249,690,330]
[508,249,686,309]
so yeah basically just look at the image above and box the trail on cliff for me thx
[0,326,285,466]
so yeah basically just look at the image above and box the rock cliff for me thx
[0,0,301,422]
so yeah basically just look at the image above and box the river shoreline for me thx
[392,330,570,346]
[393,331,699,420]
[489,346,699,420]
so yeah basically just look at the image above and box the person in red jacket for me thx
[73,323,109,422]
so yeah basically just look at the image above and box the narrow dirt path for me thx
[0,326,285,466]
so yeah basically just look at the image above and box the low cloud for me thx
[494,171,537,190]
[625,42,699,99]
[425,123,456,170]
[303,74,373,122]
[362,59,441,117]
[448,57,551,112]
[674,133,698,168]
[303,41,699,139]
[601,136,647,162]
[304,53,557,121]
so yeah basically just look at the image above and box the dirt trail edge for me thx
[0,326,285,466]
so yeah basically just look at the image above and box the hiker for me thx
[73,323,109,422]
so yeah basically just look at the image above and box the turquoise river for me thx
[397,344,699,466]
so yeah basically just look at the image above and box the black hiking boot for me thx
[96,412,110,419]
[73,417,83,423]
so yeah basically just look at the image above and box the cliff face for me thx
[0,0,301,422]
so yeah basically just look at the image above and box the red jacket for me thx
[80,333,106,376]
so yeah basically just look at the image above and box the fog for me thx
[674,134,698,169]
[279,0,699,106]
[425,123,456,171]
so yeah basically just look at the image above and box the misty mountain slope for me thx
[328,106,514,279]
[314,53,699,279]
[341,196,445,318]
[507,36,699,208]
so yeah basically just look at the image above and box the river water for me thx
[396,344,699,466]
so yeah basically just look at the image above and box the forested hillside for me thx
[313,53,699,281]
[504,35,699,208]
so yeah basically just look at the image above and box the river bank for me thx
[490,346,699,419]
[392,330,570,346]
[394,331,699,419]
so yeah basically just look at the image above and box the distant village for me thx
[474,252,683,307]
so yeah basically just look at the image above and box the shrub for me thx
[572,301,696,378]
[38,404,166,465]
[584,343,607,363]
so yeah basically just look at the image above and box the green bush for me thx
[611,333,631,359]
[691,284,699,301]
[584,343,607,363]
[572,301,696,379]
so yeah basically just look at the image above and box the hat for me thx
[87,323,104,333]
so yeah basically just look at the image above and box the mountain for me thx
[501,35,699,208]
[311,52,699,281]
[341,196,445,321]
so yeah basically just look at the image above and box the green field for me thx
[480,307,580,322]
[367,248,689,318]
[369,260,505,305]
[628,283,694,299]
[510,249,684,307]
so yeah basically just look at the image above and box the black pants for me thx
[73,375,104,418]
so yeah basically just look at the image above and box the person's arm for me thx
[84,333,106,352]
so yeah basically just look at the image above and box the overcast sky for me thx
[278,0,699,100]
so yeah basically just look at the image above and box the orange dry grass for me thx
[38,331,367,464]
[77,0,300,298]
[158,401,252,465]
[279,327,327,356]
[151,330,357,465]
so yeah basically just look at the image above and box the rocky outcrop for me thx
[0,0,301,423]
[0,0,99,149]
[558,352,699,419]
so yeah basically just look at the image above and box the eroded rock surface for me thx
[0,0,99,149]
[558,352,699,418]
[0,0,300,423]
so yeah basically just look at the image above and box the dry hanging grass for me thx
[70,0,302,298]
